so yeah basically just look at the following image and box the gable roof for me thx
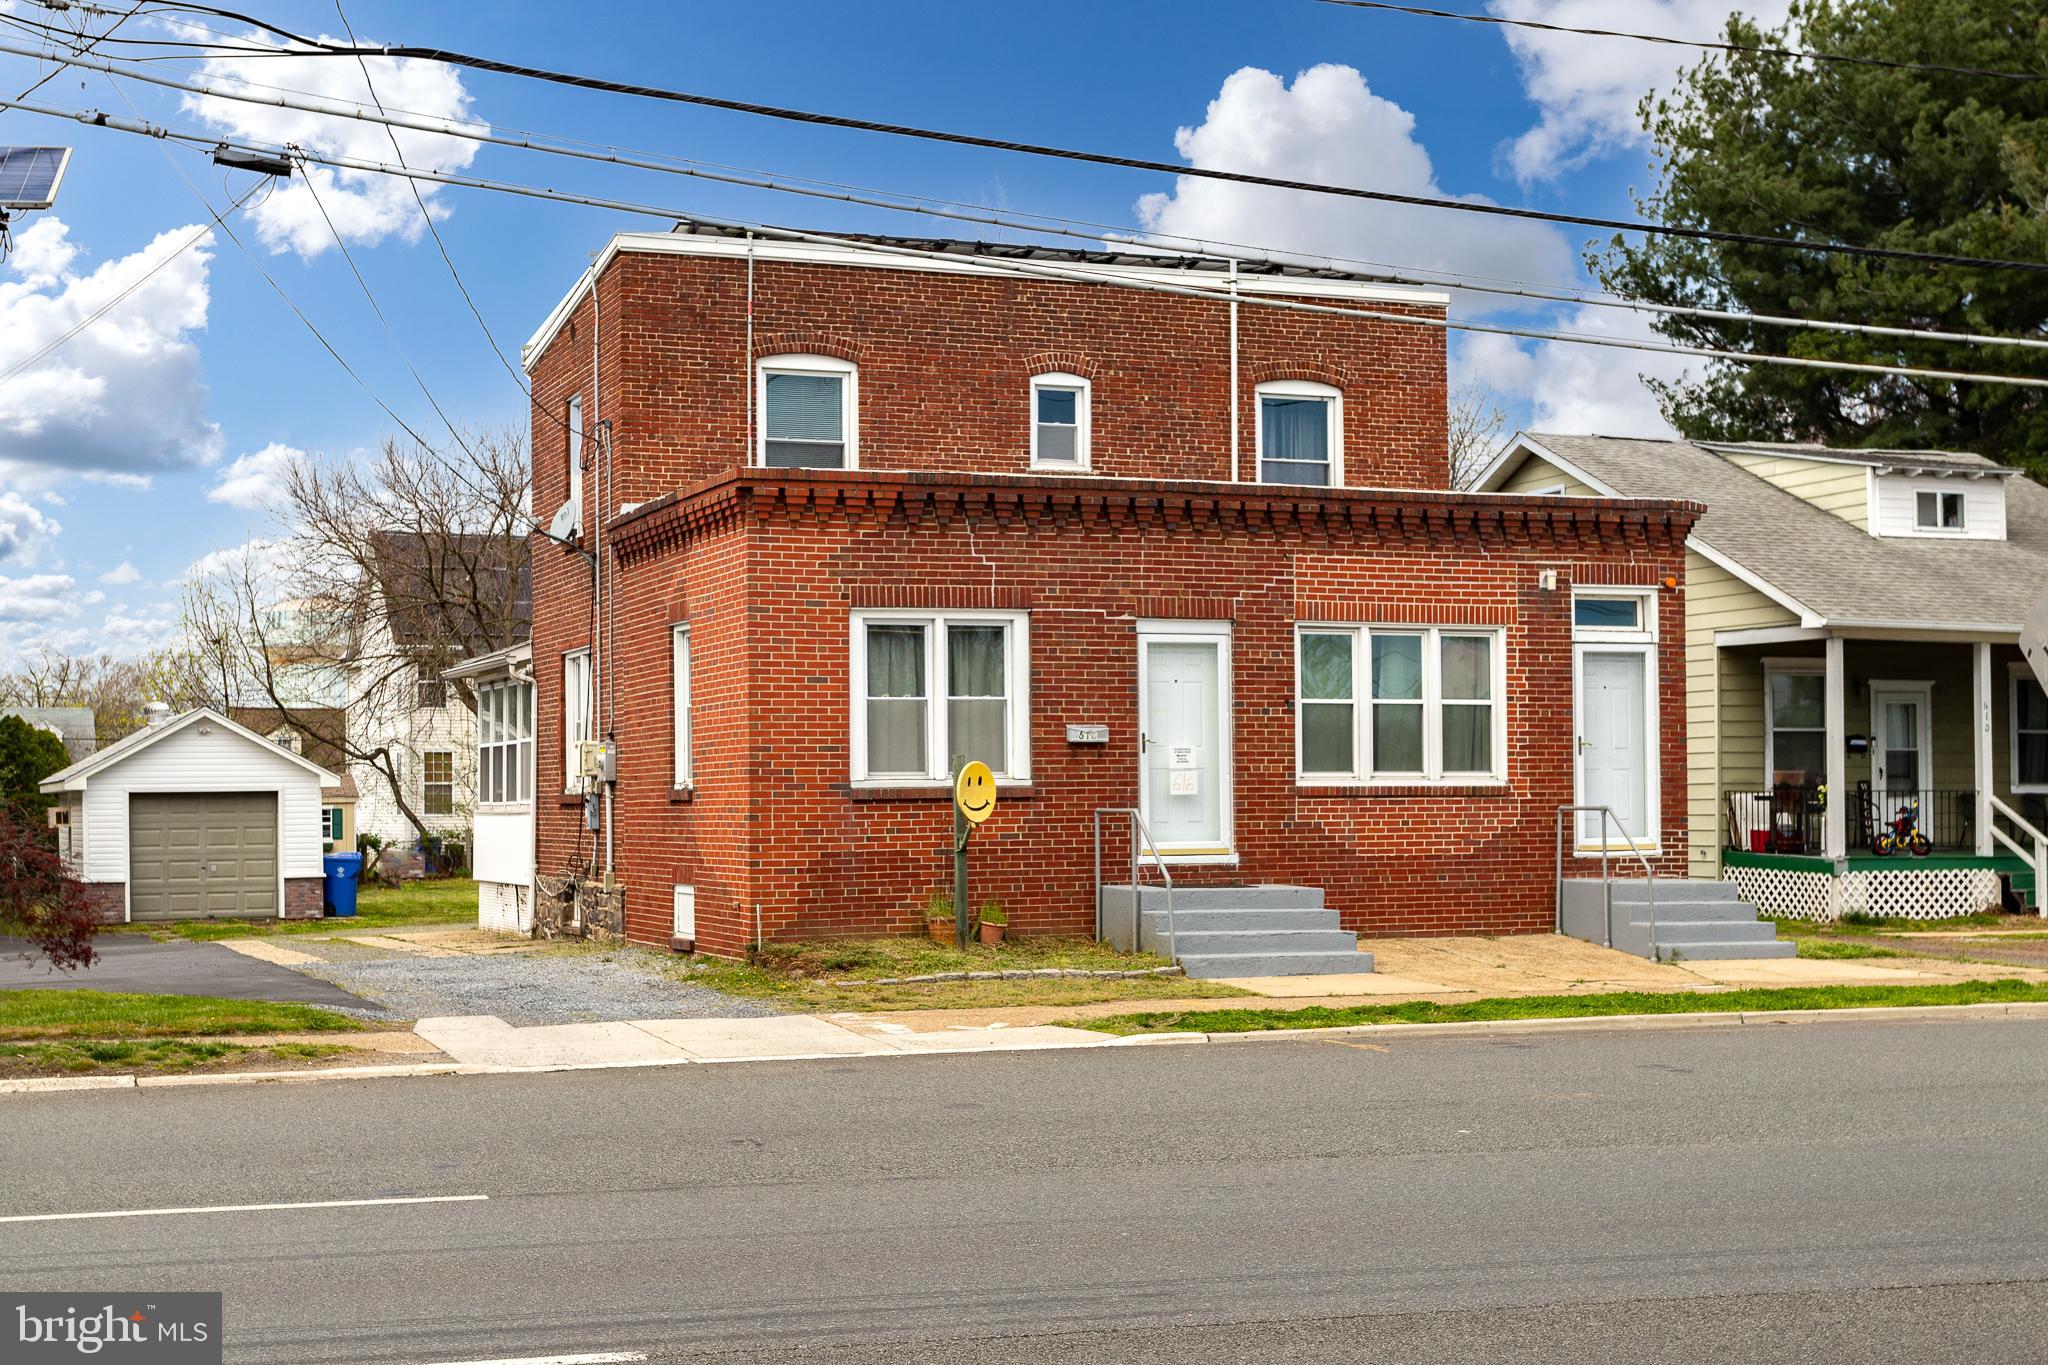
[1493,433,2048,634]
[1697,441,2014,476]
[39,706,339,792]
[1,706,96,761]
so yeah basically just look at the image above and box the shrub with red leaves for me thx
[0,805,97,972]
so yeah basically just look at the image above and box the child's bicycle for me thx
[1870,795,1933,858]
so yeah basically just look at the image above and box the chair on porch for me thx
[1765,781,1814,854]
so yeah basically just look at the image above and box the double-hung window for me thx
[1764,664,1826,780]
[1257,380,1341,487]
[672,625,692,786]
[853,612,1029,783]
[422,750,455,816]
[1030,373,1090,469]
[1915,489,1966,532]
[2014,668,2048,793]
[562,649,592,790]
[1296,625,1502,782]
[478,677,533,805]
[759,354,857,468]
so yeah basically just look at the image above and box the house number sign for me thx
[1065,724,1110,744]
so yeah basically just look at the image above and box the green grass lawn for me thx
[0,989,367,1041]
[629,935,1252,1012]
[1772,911,2013,939]
[1795,940,1904,960]
[1072,978,2048,1036]
[130,877,478,941]
[0,1039,357,1077]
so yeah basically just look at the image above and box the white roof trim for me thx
[523,231,1451,371]
[1700,443,2014,478]
[1475,434,1624,498]
[441,641,534,681]
[39,706,339,792]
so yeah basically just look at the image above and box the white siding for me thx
[1872,473,2005,540]
[76,722,326,884]
[479,880,532,933]
[473,808,533,888]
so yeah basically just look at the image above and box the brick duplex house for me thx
[522,224,1697,961]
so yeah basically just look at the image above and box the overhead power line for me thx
[14,92,2048,396]
[15,9,2048,276]
[15,41,2048,360]
[1315,0,2048,83]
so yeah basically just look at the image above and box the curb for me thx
[6,1000,2045,1094]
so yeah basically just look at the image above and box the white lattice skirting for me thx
[1725,863,2003,922]
[479,880,533,933]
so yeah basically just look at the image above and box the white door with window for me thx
[1577,649,1650,847]
[1138,626,1231,856]
[1870,683,1932,800]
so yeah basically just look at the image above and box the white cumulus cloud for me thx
[0,217,222,487]
[99,560,142,585]
[0,491,60,564]
[1137,64,1576,295]
[178,28,483,257]
[0,572,79,623]
[207,442,307,510]
[1491,0,1794,182]
[1461,305,1691,437]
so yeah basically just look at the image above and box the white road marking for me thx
[423,1354,647,1365]
[0,1193,489,1224]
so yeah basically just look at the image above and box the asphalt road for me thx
[3,1016,2046,1363]
[0,934,375,1011]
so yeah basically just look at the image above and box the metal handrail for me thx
[1093,807,1178,963]
[1555,804,1658,955]
[1988,794,2048,919]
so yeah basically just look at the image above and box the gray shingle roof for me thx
[1518,433,2048,631]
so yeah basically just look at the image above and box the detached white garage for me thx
[40,706,339,922]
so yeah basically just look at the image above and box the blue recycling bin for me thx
[322,852,363,917]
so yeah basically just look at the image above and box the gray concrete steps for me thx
[1102,884,1368,977]
[1655,939,1798,962]
[1637,917,1787,945]
[1559,878,1794,962]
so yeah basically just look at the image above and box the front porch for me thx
[1705,632,2048,921]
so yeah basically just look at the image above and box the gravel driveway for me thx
[289,941,779,1025]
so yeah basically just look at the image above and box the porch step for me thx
[1559,878,1795,961]
[1101,884,1369,977]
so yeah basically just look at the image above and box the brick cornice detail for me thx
[608,469,1703,560]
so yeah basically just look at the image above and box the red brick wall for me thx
[285,877,324,921]
[545,471,1695,957]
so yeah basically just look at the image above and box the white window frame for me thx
[562,648,592,792]
[672,624,692,787]
[1028,372,1091,471]
[1255,379,1343,488]
[1762,658,1826,782]
[477,677,533,808]
[1914,487,1967,533]
[422,749,455,817]
[1570,588,1655,642]
[2010,661,2048,795]
[849,610,1031,786]
[565,393,584,534]
[756,353,859,470]
[1293,624,1506,785]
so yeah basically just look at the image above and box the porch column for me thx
[1824,635,1846,860]
[1975,641,1995,856]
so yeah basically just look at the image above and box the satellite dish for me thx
[2022,584,2048,692]
[546,496,581,543]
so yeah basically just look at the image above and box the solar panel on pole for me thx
[0,147,73,210]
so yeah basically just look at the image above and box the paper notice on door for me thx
[1169,770,1199,796]
[1168,746,1197,769]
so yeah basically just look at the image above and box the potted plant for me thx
[924,888,955,945]
[977,898,1007,946]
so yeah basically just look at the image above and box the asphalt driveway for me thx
[0,934,377,1013]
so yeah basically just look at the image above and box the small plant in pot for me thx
[924,888,955,945]
[977,898,1007,946]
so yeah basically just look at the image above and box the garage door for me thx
[128,792,279,920]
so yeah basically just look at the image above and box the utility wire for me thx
[1315,0,2048,83]
[17,92,2048,395]
[20,41,2048,359]
[329,0,526,395]
[24,5,2048,276]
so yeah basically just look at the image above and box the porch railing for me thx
[1726,785,1980,855]
[1989,795,2048,919]
[1849,786,1978,853]
[1724,787,1824,855]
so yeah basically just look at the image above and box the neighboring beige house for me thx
[1480,433,2048,922]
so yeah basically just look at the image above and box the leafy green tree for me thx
[0,715,68,819]
[1597,0,2048,475]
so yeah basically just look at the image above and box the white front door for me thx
[1870,683,1932,800]
[1577,649,1649,847]
[1138,627,1231,855]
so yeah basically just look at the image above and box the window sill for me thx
[669,786,695,805]
[849,784,1036,802]
[1027,462,1092,474]
[557,793,586,808]
[1297,781,1512,798]
[475,803,533,815]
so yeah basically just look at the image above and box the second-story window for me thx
[1257,380,1341,487]
[1030,373,1090,470]
[565,394,584,531]
[759,354,857,469]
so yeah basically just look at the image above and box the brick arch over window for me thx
[752,333,866,365]
[1245,359,1351,389]
[1018,350,1100,381]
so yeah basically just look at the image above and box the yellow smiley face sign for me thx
[955,760,998,825]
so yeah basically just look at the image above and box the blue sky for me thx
[0,0,1789,661]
